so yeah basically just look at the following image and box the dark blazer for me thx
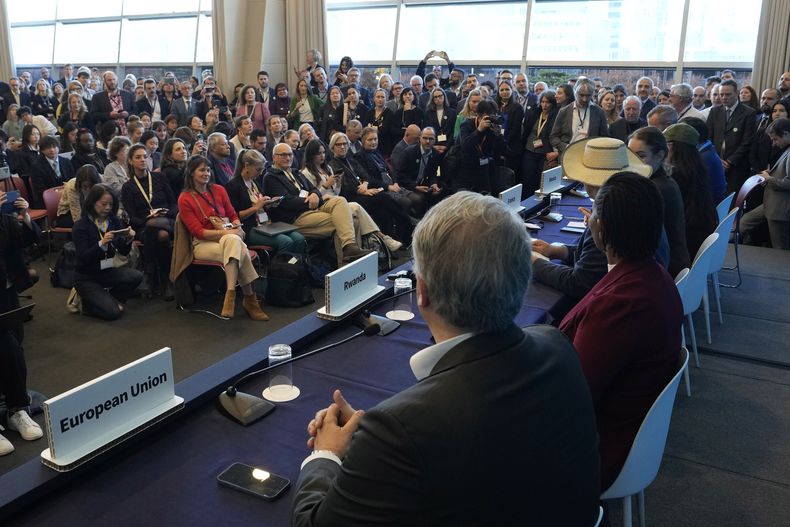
[423,107,458,149]
[651,166,690,277]
[763,147,790,221]
[30,94,56,119]
[364,107,396,155]
[456,119,508,193]
[523,108,559,153]
[639,98,656,120]
[549,103,609,154]
[224,175,265,235]
[391,107,424,136]
[120,172,177,232]
[269,96,290,118]
[418,90,457,112]
[135,96,171,119]
[261,166,322,223]
[90,89,135,127]
[608,117,647,143]
[71,150,109,175]
[354,149,393,189]
[169,97,198,127]
[207,154,235,186]
[292,324,601,526]
[560,258,682,489]
[72,214,133,275]
[707,102,756,171]
[395,143,443,189]
[57,111,94,134]
[29,154,75,209]
[318,103,344,143]
[532,225,608,320]
[254,87,277,105]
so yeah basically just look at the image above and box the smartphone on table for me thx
[217,462,290,501]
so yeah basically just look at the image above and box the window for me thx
[683,0,762,62]
[527,0,685,62]
[326,7,397,63]
[57,0,123,20]
[120,18,198,63]
[9,26,55,65]
[54,21,121,64]
[396,3,527,62]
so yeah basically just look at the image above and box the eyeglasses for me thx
[274,153,293,157]
[334,142,349,147]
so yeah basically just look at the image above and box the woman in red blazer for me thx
[560,171,683,490]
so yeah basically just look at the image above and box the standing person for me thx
[175,155,268,320]
[72,185,143,320]
[288,79,322,131]
[365,89,395,156]
[318,86,344,143]
[707,79,757,194]
[521,90,560,196]
[121,144,177,299]
[456,100,508,194]
[292,192,601,526]
[495,81,525,175]
[550,78,608,155]
[269,83,290,118]
[739,118,790,249]
[597,89,619,126]
[423,87,457,156]
[559,171,683,491]
[608,96,646,143]
[235,84,270,131]
[391,87,423,136]
[0,190,43,455]
[90,71,134,136]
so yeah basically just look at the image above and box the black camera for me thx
[486,115,504,126]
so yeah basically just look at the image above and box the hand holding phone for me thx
[111,227,131,237]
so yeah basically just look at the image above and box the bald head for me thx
[778,72,790,95]
[404,124,421,145]
[272,143,293,170]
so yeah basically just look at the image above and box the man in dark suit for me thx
[609,96,647,142]
[635,76,656,120]
[206,133,235,186]
[90,71,134,134]
[340,68,371,108]
[707,79,757,193]
[56,64,74,90]
[394,127,449,215]
[514,72,538,117]
[253,70,276,106]
[170,80,198,127]
[4,77,31,109]
[549,78,609,155]
[135,78,169,121]
[29,136,75,209]
[292,191,601,526]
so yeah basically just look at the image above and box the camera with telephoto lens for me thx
[486,114,504,126]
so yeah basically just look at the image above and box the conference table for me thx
[1,190,592,526]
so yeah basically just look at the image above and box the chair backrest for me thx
[60,151,74,160]
[734,175,765,211]
[11,175,30,201]
[42,186,65,224]
[708,209,738,275]
[601,347,689,500]
[716,192,735,223]
[678,232,718,315]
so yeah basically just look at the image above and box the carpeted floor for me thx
[3,245,790,526]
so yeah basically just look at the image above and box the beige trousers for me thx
[293,196,357,244]
[193,234,258,287]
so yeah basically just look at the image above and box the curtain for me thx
[0,0,15,80]
[285,0,328,89]
[212,0,228,89]
[752,0,790,92]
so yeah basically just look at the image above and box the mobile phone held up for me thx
[217,462,290,501]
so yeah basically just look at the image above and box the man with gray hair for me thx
[550,77,609,154]
[635,76,656,119]
[669,83,706,120]
[293,191,601,526]
[608,95,647,142]
[647,104,678,132]
[206,132,235,185]
[345,120,363,155]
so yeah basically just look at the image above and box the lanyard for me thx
[575,103,589,128]
[285,170,302,190]
[246,179,262,202]
[94,217,108,234]
[536,114,548,137]
[196,188,222,215]
[133,173,153,210]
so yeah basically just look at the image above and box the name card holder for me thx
[317,252,385,321]
[40,348,184,472]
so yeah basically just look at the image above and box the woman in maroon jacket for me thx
[177,155,268,321]
[560,171,683,490]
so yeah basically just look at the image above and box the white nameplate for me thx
[499,183,525,214]
[540,165,563,195]
[41,348,184,471]
[317,251,385,321]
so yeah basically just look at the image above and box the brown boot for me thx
[221,290,236,318]
[243,294,270,321]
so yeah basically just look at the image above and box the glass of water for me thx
[386,277,415,321]
[262,344,300,402]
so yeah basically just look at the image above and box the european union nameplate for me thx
[40,348,184,471]
[317,251,385,321]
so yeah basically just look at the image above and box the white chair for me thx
[601,348,689,527]
[706,209,738,326]
[715,192,735,223]
[594,505,604,527]
[675,233,718,367]
[673,268,692,397]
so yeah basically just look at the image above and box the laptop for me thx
[0,303,34,331]
[539,166,564,195]
[499,184,525,214]
[253,222,299,237]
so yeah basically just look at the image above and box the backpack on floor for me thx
[265,251,315,307]
[50,241,77,289]
[361,232,392,271]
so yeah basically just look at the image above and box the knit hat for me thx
[664,123,699,146]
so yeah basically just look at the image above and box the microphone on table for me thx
[218,323,382,426]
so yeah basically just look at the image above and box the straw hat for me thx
[561,137,651,187]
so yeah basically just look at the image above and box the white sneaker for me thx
[8,410,43,441]
[0,432,13,455]
[382,235,403,253]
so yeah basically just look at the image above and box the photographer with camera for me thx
[196,78,231,124]
[0,189,43,455]
[72,184,142,320]
[456,99,508,194]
